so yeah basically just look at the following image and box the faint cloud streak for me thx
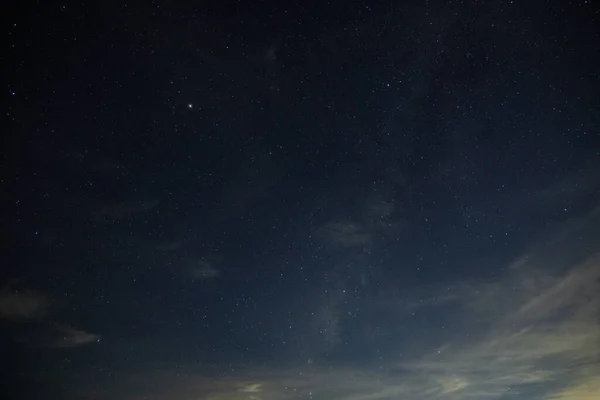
[51,325,101,348]
[317,221,372,247]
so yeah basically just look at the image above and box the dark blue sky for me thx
[3,1,600,399]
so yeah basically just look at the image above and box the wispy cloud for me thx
[0,282,48,320]
[317,220,373,247]
[391,252,600,399]
[55,208,600,399]
[186,259,221,279]
[0,281,100,349]
[155,238,224,282]
[547,371,600,400]
[50,325,101,348]
[317,194,404,249]
[237,382,263,393]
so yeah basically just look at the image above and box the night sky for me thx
[3,1,600,399]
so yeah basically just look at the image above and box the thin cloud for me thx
[0,283,48,321]
[318,221,372,247]
[156,241,183,252]
[547,371,600,400]
[15,323,101,349]
[50,325,101,348]
[237,382,263,393]
[394,253,600,399]
[318,196,404,249]
[48,209,600,399]
[0,282,100,349]
[187,260,221,279]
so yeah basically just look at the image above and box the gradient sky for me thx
[3,1,600,399]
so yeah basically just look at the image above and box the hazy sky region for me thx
[3,1,599,399]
